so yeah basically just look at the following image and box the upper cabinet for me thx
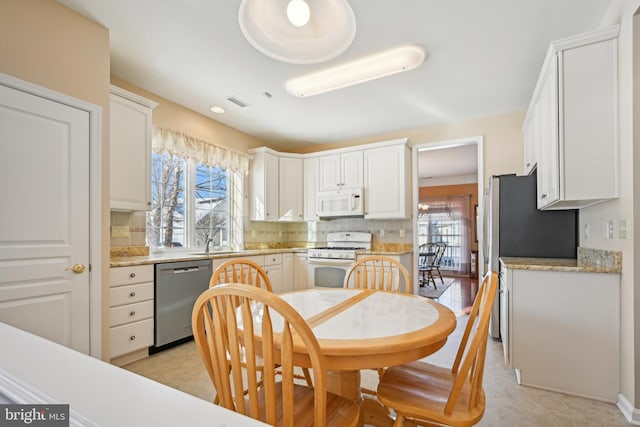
[303,157,319,221]
[364,139,410,219]
[523,26,619,210]
[249,148,279,221]
[318,150,363,191]
[110,85,157,211]
[278,155,303,221]
[249,148,304,221]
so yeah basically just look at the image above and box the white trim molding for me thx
[618,393,640,425]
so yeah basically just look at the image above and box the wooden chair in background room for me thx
[192,284,360,427]
[344,255,412,294]
[210,259,313,389]
[376,271,499,427]
[433,241,447,285]
[418,243,437,288]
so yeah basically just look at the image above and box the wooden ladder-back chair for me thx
[210,259,273,291]
[343,255,412,396]
[344,255,412,294]
[376,271,499,427]
[192,284,360,427]
[210,259,313,389]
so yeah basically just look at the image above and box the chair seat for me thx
[377,361,485,427]
[250,382,360,427]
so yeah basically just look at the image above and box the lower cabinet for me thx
[109,265,154,362]
[293,252,308,290]
[501,262,620,402]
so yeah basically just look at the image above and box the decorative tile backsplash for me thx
[111,210,413,250]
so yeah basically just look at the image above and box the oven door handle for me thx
[307,257,355,266]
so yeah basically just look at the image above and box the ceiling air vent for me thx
[226,96,249,108]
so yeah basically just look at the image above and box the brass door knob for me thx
[65,264,86,274]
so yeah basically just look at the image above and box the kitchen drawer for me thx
[110,318,154,358]
[110,300,154,327]
[111,265,154,287]
[263,253,282,266]
[110,282,154,307]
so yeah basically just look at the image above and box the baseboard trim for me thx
[617,393,640,425]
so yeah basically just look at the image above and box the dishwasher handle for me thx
[171,267,202,273]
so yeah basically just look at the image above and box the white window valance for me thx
[152,126,250,174]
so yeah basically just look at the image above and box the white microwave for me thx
[316,188,364,218]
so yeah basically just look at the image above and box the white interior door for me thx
[0,83,90,354]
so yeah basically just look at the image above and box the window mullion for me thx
[185,160,196,248]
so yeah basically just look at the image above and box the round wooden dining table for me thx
[277,288,457,426]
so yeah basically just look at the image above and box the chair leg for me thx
[436,267,444,284]
[392,414,405,427]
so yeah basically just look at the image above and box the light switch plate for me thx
[111,225,130,238]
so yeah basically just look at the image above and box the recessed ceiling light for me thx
[210,106,225,114]
[285,45,427,97]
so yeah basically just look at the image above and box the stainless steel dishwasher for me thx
[154,259,211,350]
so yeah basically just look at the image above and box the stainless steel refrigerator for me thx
[483,173,578,339]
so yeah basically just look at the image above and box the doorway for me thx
[411,137,484,294]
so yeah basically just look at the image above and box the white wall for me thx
[586,0,640,417]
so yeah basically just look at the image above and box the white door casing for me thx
[0,74,101,356]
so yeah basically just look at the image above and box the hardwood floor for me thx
[430,275,478,314]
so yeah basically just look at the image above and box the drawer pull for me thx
[130,291,136,297]
[129,273,136,278]
[130,336,136,341]
[130,311,136,316]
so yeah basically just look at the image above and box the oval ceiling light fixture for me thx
[238,0,356,64]
[285,45,427,97]
[210,106,226,114]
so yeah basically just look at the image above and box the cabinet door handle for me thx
[526,162,531,167]
[129,272,136,278]
[130,311,136,316]
[541,193,547,199]
[130,291,136,297]
[130,336,136,341]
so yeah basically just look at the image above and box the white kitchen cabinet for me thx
[522,102,539,175]
[278,155,303,221]
[303,157,319,221]
[318,150,363,191]
[501,261,620,402]
[250,148,304,222]
[109,85,157,211]
[523,26,619,210]
[249,148,279,221]
[263,253,284,294]
[282,253,294,292]
[293,252,308,290]
[364,140,410,219]
[109,265,154,362]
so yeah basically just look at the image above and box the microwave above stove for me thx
[316,187,364,218]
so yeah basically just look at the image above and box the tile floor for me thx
[124,278,630,426]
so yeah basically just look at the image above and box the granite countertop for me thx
[500,255,621,274]
[110,248,308,267]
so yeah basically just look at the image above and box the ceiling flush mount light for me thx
[285,45,427,97]
[238,0,356,64]
[209,106,225,114]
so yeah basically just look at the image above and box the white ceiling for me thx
[418,144,478,182]
[58,0,611,159]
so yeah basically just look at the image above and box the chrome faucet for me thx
[204,234,214,254]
